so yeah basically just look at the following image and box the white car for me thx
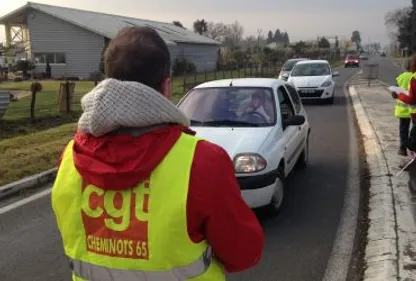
[286,60,339,104]
[177,78,311,215]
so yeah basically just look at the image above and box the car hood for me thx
[190,126,273,158]
[288,75,331,88]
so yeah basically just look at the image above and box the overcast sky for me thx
[0,0,411,45]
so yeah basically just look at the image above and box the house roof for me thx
[0,2,220,46]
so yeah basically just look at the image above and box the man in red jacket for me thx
[54,26,264,279]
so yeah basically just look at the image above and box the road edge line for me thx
[347,85,398,280]
[321,72,361,281]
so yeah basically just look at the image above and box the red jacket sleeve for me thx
[187,140,264,273]
[398,78,416,104]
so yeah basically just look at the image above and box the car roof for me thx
[295,59,329,65]
[194,78,285,89]
[286,58,308,62]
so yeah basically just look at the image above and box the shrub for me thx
[172,58,196,76]
[30,82,43,93]
[13,77,23,82]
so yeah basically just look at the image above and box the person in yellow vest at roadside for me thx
[51,26,264,281]
[392,56,416,155]
[395,59,414,156]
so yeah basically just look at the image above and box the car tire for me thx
[297,137,309,169]
[265,167,285,216]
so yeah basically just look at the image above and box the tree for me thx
[193,19,208,35]
[335,36,339,48]
[267,30,274,44]
[172,21,185,28]
[351,30,362,50]
[206,22,227,41]
[13,59,35,78]
[386,7,414,52]
[283,32,290,44]
[385,7,412,48]
[292,41,307,53]
[273,29,282,43]
[318,37,331,48]
[223,21,244,50]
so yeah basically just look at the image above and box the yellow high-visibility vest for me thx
[51,133,225,281]
[395,72,416,118]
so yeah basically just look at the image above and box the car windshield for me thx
[178,87,276,127]
[291,63,331,77]
[283,60,302,71]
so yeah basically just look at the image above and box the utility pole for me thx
[257,29,262,64]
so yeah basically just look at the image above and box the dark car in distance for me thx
[344,55,360,68]
[278,58,309,81]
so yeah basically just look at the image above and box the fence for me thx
[1,63,284,125]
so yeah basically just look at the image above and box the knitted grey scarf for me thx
[77,78,190,137]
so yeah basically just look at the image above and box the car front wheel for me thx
[265,168,285,216]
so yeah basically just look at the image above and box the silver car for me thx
[278,58,309,81]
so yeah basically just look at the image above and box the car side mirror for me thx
[283,115,305,127]
[332,71,340,77]
[282,73,289,78]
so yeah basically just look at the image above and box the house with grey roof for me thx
[0,2,221,79]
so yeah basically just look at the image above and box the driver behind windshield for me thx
[245,90,272,122]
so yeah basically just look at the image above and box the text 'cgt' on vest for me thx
[51,132,225,281]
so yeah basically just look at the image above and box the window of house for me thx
[33,52,66,64]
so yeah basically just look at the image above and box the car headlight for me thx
[321,80,332,87]
[234,154,267,173]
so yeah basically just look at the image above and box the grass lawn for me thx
[0,123,76,186]
[0,62,341,186]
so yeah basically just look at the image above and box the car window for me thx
[285,84,302,113]
[178,87,276,127]
[291,63,331,77]
[283,60,300,71]
[276,86,295,129]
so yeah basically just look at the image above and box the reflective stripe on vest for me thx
[396,100,416,109]
[71,247,213,281]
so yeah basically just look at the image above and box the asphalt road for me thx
[369,56,403,85]
[1,66,359,281]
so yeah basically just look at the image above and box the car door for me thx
[276,85,299,173]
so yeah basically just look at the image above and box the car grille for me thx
[297,89,324,98]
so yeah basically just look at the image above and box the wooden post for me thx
[29,82,42,123]
[65,81,70,113]
[30,89,37,123]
